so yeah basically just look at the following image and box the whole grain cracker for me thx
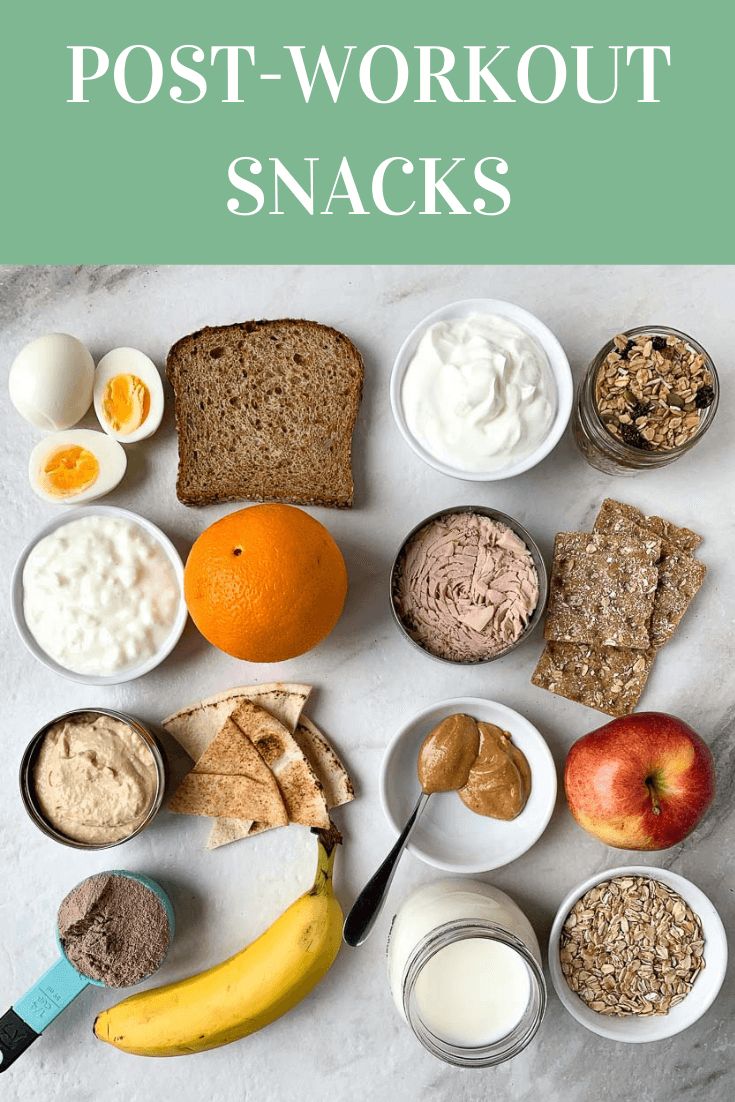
[594,500,706,648]
[545,531,660,649]
[532,642,655,716]
[595,498,703,554]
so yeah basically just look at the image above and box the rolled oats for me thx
[560,876,705,1016]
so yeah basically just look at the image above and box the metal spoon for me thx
[343,792,430,947]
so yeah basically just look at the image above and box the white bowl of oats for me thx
[548,866,727,1042]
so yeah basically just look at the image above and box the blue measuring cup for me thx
[0,870,174,1072]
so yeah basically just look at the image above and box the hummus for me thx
[394,512,539,662]
[32,713,158,844]
[417,713,531,821]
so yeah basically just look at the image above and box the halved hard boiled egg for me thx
[29,429,127,504]
[94,348,164,442]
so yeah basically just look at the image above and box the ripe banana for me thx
[94,826,343,1056]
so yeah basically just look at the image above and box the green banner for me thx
[2,0,732,262]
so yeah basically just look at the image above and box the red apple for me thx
[564,712,715,850]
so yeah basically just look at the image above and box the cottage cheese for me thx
[23,515,180,676]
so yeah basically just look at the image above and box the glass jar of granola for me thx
[573,325,719,474]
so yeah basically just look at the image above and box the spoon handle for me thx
[343,792,430,948]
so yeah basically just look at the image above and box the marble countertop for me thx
[0,265,733,1102]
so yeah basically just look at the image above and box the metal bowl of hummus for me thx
[20,708,167,850]
[390,506,548,665]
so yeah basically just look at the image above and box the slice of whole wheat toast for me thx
[167,319,364,508]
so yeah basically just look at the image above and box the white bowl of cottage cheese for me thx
[11,505,188,685]
[391,299,573,481]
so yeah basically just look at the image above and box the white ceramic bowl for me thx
[390,298,573,481]
[548,865,728,1043]
[10,504,188,686]
[380,697,557,874]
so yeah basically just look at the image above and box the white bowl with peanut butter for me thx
[380,698,556,874]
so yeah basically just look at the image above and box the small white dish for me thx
[380,697,557,874]
[390,298,573,481]
[10,504,188,686]
[548,865,728,1043]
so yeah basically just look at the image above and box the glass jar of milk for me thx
[387,879,546,1067]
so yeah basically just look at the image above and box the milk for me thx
[413,936,531,1047]
[387,879,541,1052]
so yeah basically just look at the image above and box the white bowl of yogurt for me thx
[11,505,188,685]
[390,299,573,480]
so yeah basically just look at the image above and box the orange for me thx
[184,504,348,663]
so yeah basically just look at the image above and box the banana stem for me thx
[311,821,342,894]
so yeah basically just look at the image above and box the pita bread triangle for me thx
[169,715,288,825]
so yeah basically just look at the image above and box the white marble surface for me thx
[0,266,733,1102]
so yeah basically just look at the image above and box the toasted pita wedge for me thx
[293,717,355,809]
[230,701,330,829]
[168,716,288,824]
[169,773,288,824]
[207,715,355,849]
[207,818,273,849]
[162,682,311,762]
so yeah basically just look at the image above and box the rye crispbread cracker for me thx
[593,500,706,648]
[594,498,702,554]
[545,531,660,649]
[532,643,656,717]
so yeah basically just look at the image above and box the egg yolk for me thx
[43,445,99,497]
[102,374,151,434]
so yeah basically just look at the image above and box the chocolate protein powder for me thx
[57,872,170,987]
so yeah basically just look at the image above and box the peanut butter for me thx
[416,713,531,821]
[459,722,531,821]
[418,715,480,793]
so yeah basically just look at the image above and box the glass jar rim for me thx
[583,324,719,461]
[401,918,547,1068]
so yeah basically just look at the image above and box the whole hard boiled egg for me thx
[94,348,164,442]
[29,429,127,504]
[9,334,95,430]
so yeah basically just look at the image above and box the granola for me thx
[595,332,714,452]
[532,643,654,717]
[560,876,705,1016]
[545,531,660,649]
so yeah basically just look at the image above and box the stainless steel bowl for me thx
[390,505,548,665]
[19,708,167,850]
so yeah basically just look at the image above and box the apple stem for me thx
[646,778,661,815]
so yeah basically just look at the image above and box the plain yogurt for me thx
[401,314,555,472]
[23,515,180,676]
